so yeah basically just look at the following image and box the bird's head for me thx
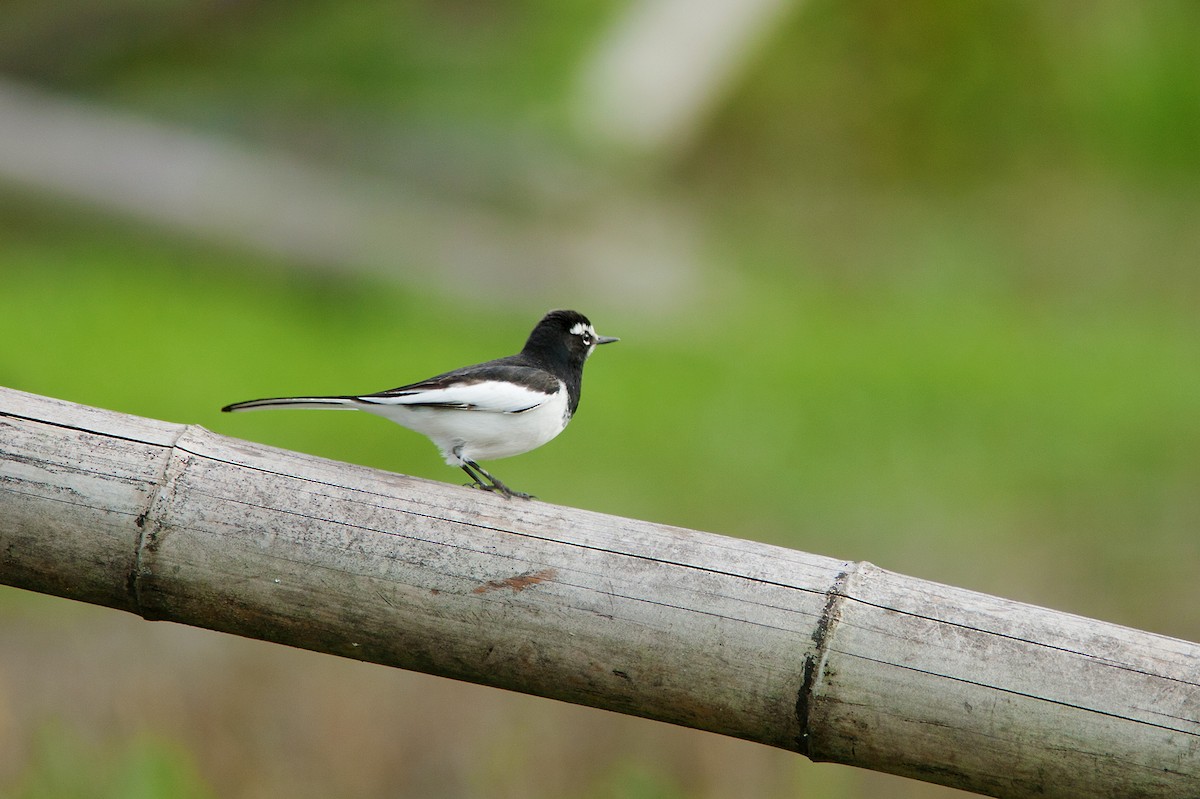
[523,309,619,368]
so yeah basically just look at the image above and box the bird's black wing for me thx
[357,359,562,413]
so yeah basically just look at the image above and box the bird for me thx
[221,309,618,499]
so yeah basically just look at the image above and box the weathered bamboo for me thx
[0,385,1197,798]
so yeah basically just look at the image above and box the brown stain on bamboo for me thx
[473,568,557,595]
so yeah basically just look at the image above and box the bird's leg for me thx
[460,463,490,491]
[464,459,533,500]
[456,448,492,491]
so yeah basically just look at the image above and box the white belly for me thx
[362,388,570,464]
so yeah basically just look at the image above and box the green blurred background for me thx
[1,2,1198,797]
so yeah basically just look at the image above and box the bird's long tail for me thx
[221,396,362,413]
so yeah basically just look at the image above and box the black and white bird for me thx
[221,309,618,499]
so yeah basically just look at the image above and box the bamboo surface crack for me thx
[841,650,1200,738]
[796,564,860,756]
[129,424,195,620]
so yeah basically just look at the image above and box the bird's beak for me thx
[596,335,620,345]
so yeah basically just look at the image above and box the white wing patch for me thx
[360,380,557,414]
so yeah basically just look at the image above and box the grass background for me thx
[2,2,1198,797]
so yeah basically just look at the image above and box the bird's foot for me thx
[460,461,533,500]
[468,480,533,500]
[499,487,535,500]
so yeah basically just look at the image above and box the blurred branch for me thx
[574,0,799,155]
[1,385,1198,799]
[0,77,699,312]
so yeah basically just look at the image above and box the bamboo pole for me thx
[1,385,1197,798]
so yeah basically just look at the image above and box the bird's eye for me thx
[581,333,593,345]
